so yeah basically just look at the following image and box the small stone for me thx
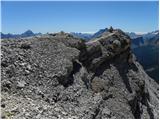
[11,108,19,114]
[17,81,26,88]
[27,65,32,70]
[20,63,27,66]
[113,40,121,47]
[61,111,67,115]
[25,70,30,75]
[2,80,11,90]
[1,115,6,119]
[54,107,60,112]
[71,116,78,119]
[20,43,31,49]
[35,114,41,119]
[1,60,8,67]
[111,116,116,119]
[101,107,111,118]
[1,103,5,108]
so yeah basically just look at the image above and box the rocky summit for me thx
[1,29,159,119]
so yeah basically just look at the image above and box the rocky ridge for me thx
[1,29,159,119]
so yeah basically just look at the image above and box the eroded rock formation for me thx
[1,29,159,119]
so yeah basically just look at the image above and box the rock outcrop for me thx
[1,29,159,119]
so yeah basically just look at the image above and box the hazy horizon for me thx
[2,1,159,34]
[1,28,159,35]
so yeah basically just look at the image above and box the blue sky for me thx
[1,1,159,34]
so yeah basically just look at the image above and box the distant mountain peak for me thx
[1,30,42,39]
[22,30,34,35]
[91,27,109,39]
[24,29,33,32]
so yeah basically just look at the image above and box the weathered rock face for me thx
[1,30,159,119]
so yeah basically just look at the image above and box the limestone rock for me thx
[1,30,158,119]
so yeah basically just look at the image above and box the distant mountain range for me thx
[1,30,42,39]
[91,28,109,39]
[71,28,109,40]
[133,45,159,81]
[1,29,158,43]
[70,32,93,40]
[126,30,159,48]
[71,28,159,48]
[127,30,159,82]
